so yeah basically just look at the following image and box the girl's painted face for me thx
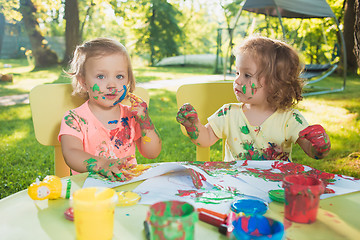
[80,53,129,109]
[233,53,267,104]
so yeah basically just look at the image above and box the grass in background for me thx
[0,59,359,199]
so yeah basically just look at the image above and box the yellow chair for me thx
[29,83,149,177]
[176,82,237,161]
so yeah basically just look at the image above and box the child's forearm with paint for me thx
[176,103,219,147]
[61,136,135,181]
[129,93,161,159]
[297,124,331,159]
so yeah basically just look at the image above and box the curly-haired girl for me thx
[177,36,330,161]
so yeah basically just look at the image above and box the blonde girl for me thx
[59,37,161,180]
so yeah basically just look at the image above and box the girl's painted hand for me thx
[129,93,154,130]
[176,103,199,127]
[176,103,200,140]
[299,124,331,154]
[84,155,135,182]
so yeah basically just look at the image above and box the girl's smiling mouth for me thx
[105,94,117,100]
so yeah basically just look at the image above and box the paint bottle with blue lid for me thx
[230,197,269,216]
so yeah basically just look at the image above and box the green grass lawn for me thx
[0,59,359,199]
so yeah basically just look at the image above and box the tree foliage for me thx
[111,0,182,65]
[19,0,58,68]
[0,0,356,71]
[0,0,22,23]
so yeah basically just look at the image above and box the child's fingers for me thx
[176,110,186,123]
[299,124,325,139]
[128,92,144,104]
[177,103,198,121]
[299,125,331,153]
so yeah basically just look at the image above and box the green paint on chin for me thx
[93,96,98,100]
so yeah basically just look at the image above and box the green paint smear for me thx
[242,85,247,94]
[241,125,250,134]
[293,113,303,124]
[92,83,100,92]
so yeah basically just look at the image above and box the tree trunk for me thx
[343,0,358,73]
[149,3,156,66]
[0,13,5,55]
[63,0,80,65]
[19,0,58,68]
[354,0,360,69]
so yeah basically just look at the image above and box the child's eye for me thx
[245,73,252,78]
[97,74,105,80]
[236,71,240,76]
[116,75,124,80]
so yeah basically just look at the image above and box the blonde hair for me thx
[66,37,136,98]
[234,36,304,111]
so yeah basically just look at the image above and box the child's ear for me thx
[77,75,87,89]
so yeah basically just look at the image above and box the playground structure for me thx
[216,0,346,96]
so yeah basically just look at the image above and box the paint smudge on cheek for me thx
[92,83,100,92]
[113,85,127,105]
[91,83,103,100]
[242,85,247,94]
[251,83,257,95]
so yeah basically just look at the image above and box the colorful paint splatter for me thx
[88,163,151,182]
[217,105,231,117]
[231,141,290,161]
[64,110,88,132]
[187,160,339,194]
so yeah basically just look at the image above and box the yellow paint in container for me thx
[117,191,141,207]
[72,187,118,240]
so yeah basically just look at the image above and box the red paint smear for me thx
[176,190,203,198]
[243,161,336,192]
[241,160,248,166]
[283,218,292,230]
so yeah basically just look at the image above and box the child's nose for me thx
[106,79,117,88]
[234,75,243,85]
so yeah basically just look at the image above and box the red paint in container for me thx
[283,174,325,224]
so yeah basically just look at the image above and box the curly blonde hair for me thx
[234,36,304,111]
[65,37,136,98]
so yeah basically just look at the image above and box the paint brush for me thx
[143,220,150,240]
[219,211,237,237]
[198,210,227,228]
[197,208,227,220]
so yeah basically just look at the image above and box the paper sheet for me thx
[83,160,360,211]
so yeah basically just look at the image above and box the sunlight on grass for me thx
[2,130,29,145]
[299,98,359,135]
